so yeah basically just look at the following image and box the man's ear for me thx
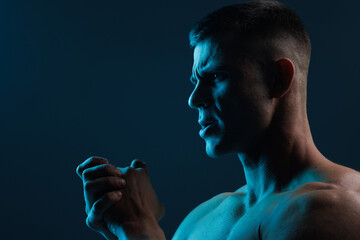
[272,58,295,98]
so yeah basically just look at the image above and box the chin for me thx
[205,148,220,158]
[205,139,234,158]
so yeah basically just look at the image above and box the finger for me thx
[82,164,123,181]
[84,176,126,197]
[76,156,110,179]
[86,191,123,230]
[86,191,122,240]
[130,159,148,170]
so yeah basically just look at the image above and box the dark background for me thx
[1,0,359,239]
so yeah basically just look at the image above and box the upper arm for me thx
[261,188,360,240]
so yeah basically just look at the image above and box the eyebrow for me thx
[189,64,240,84]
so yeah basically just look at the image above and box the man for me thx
[76,1,360,239]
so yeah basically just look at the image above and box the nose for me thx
[188,82,210,109]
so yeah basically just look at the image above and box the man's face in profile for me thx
[188,36,273,157]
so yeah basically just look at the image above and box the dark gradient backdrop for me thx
[1,0,359,239]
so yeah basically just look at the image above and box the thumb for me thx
[130,159,148,170]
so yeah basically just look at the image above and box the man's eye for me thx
[212,73,224,82]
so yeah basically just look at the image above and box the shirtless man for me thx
[76,1,360,239]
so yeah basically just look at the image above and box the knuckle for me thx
[92,201,103,215]
[88,156,98,164]
[86,156,95,163]
[86,216,96,230]
[108,177,123,188]
[103,164,114,174]
[89,156,108,164]
[82,169,91,179]
[85,205,90,215]
[83,181,93,191]
[76,165,82,176]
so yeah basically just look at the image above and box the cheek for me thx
[213,81,241,115]
[214,83,249,118]
[213,78,272,128]
[213,83,228,114]
[218,89,270,132]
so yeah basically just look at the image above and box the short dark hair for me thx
[189,0,311,57]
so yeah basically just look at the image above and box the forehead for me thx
[192,35,253,76]
[191,36,269,87]
[192,38,225,74]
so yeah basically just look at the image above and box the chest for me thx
[186,195,273,240]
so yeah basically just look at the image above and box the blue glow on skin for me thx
[189,37,270,160]
[238,158,327,208]
[179,34,342,240]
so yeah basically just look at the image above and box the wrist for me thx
[116,217,166,240]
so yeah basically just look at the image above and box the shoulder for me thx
[172,191,235,240]
[261,182,360,240]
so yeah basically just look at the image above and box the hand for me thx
[76,156,126,240]
[104,159,165,238]
[76,156,165,240]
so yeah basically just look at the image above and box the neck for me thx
[237,115,328,208]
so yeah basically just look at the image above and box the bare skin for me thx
[76,34,360,240]
[76,157,165,240]
[173,163,360,240]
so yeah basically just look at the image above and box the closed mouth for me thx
[199,120,217,129]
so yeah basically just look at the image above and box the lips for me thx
[198,119,217,129]
[199,120,217,138]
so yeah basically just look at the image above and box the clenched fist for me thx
[76,156,165,240]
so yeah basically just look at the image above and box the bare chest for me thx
[186,195,277,240]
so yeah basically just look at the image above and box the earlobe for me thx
[272,58,295,98]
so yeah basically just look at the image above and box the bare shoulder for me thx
[331,162,360,192]
[172,190,242,240]
[261,182,360,240]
